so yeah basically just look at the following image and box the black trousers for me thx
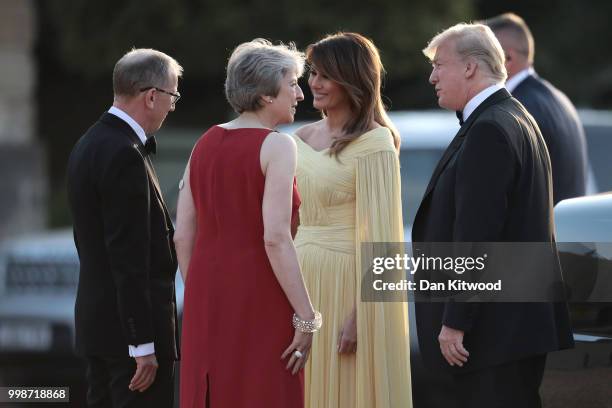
[84,356,175,408]
[453,354,547,408]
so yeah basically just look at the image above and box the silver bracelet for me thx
[293,311,322,333]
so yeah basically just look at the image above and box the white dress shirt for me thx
[506,67,536,93]
[108,106,148,145]
[462,83,505,123]
[107,106,155,358]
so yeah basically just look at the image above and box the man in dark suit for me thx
[413,23,574,407]
[67,48,182,408]
[485,13,588,205]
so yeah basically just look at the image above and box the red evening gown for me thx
[179,126,303,408]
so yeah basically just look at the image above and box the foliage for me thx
[36,0,612,226]
[39,0,473,82]
[477,0,612,107]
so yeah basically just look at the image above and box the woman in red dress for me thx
[174,39,321,408]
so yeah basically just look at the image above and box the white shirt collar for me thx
[506,67,536,93]
[463,83,505,122]
[107,106,148,145]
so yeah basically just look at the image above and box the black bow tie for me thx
[456,111,464,126]
[144,136,157,155]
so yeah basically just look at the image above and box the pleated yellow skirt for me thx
[296,226,412,408]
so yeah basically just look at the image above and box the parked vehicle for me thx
[0,231,184,404]
[543,193,612,406]
[0,233,184,357]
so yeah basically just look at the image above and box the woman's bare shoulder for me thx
[294,120,324,143]
[261,131,297,159]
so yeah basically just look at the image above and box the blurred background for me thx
[3,0,612,233]
[1,0,611,406]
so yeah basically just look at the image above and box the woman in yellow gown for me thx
[294,32,412,408]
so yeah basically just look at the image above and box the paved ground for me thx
[542,367,612,408]
[2,352,611,407]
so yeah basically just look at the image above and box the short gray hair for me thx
[113,48,183,97]
[423,23,507,83]
[225,39,305,113]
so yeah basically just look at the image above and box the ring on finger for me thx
[293,350,303,359]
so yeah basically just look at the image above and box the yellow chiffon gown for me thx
[294,128,412,408]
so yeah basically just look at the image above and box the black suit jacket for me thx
[513,74,588,204]
[412,89,574,373]
[67,112,179,360]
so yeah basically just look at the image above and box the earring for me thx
[268,99,273,103]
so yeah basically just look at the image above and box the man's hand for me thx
[129,353,158,392]
[438,325,469,367]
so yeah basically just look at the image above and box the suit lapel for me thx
[143,157,174,232]
[422,134,465,199]
[419,89,513,203]
[143,156,164,205]
[99,112,173,230]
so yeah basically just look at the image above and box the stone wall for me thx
[0,0,47,241]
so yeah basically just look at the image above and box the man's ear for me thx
[144,89,156,109]
[504,48,519,74]
[464,58,477,79]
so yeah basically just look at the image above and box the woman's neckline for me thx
[295,127,385,153]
